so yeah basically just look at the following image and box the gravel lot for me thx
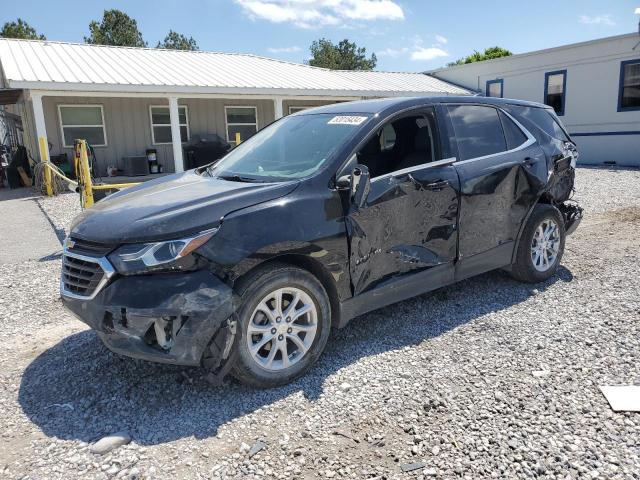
[1,167,639,479]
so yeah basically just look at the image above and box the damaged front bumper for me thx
[61,269,237,366]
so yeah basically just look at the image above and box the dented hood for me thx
[70,170,298,244]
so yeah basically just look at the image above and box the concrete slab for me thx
[0,188,63,264]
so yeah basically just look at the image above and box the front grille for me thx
[67,237,117,257]
[62,255,105,297]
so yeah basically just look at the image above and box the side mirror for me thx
[337,164,370,208]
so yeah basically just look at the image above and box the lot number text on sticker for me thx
[328,116,368,125]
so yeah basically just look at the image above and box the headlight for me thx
[108,228,218,274]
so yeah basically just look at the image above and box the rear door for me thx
[444,104,546,277]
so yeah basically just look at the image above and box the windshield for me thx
[208,113,369,182]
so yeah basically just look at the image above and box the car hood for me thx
[70,170,298,244]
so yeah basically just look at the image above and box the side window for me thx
[499,111,527,150]
[515,106,570,142]
[356,109,439,178]
[447,105,506,161]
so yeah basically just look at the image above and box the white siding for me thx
[430,34,640,166]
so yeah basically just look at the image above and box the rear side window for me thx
[515,106,570,142]
[499,111,528,150]
[447,105,506,160]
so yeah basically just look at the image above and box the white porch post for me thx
[168,96,184,173]
[31,93,49,162]
[273,97,284,120]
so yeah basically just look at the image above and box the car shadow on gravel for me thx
[18,267,573,446]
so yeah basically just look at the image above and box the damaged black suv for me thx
[61,97,582,388]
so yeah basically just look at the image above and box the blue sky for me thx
[3,1,639,71]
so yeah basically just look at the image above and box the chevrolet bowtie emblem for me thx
[64,238,75,249]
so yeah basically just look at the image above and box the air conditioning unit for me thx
[121,156,148,176]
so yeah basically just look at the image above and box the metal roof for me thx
[0,38,470,97]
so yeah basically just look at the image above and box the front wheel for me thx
[510,204,565,283]
[230,263,331,388]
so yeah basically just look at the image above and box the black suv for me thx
[61,97,582,388]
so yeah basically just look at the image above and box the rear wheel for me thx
[510,204,565,283]
[231,264,331,388]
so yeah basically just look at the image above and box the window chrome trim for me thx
[449,106,536,166]
[60,249,116,300]
[371,157,457,183]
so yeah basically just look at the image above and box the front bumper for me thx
[61,269,237,366]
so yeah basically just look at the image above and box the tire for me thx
[510,204,565,283]
[230,263,331,388]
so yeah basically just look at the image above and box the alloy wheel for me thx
[246,287,318,371]
[530,218,560,272]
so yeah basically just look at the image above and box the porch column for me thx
[31,93,49,162]
[168,96,184,173]
[273,97,284,120]
[32,92,53,195]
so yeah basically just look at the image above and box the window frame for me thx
[224,105,258,145]
[289,106,314,115]
[485,79,504,98]
[149,105,190,145]
[544,69,567,116]
[57,104,107,148]
[443,103,535,165]
[336,106,449,183]
[617,59,640,112]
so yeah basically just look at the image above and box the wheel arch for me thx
[231,254,342,331]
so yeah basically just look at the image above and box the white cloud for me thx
[267,46,303,53]
[377,46,409,57]
[410,47,449,61]
[579,14,615,26]
[434,34,448,45]
[235,0,404,28]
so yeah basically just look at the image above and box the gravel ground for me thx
[1,166,639,480]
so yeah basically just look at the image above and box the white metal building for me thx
[429,33,640,166]
[0,38,469,175]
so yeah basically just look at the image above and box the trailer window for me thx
[618,59,640,111]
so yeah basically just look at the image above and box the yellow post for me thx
[75,140,94,208]
[235,132,241,145]
[38,137,53,196]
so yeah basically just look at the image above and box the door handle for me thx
[523,157,536,167]
[425,180,449,191]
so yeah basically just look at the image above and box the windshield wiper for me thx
[217,174,262,183]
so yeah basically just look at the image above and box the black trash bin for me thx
[183,134,231,170]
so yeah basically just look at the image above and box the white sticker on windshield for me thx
[328,115,368,125]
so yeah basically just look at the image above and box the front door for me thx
[344,108,460,295]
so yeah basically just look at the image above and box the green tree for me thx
[448,46,512,66]
[0,18,46,40]
[84,9,147,47]
[156,30,198,50]
[308,38,376,70]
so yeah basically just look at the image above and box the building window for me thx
[486,79,503,98]
[225,106,258,145]
[618,59,640,112]
[150,106,189,144]
[58,105,106,147]
[289,106,314,114]
[544,70,567,116]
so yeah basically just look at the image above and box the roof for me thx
[0,38,470,97]
[427,32,638,74]
[301,96,548,115]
